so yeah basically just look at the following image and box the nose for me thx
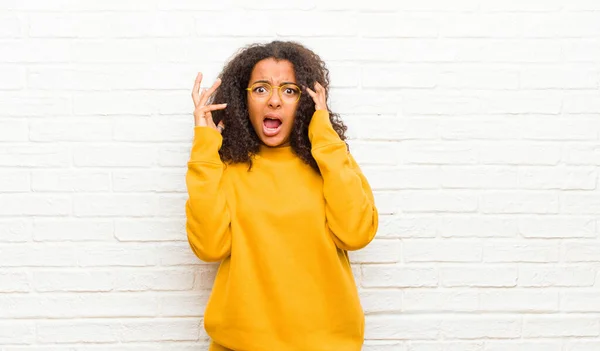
[267,89,282,108]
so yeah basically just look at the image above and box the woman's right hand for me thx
[191,72,227,132]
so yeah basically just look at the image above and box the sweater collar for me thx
[258,144,295,161]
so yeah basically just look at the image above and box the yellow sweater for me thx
[185,110,378,350]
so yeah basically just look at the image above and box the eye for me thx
[283,86,299,96]
[253,85,269,95]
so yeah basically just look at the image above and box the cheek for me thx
[247,98,261,124]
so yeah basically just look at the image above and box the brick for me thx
[441,166,518,189]
[0,119,27,141]
[158,292,210,317]
[561,193,600,214]
[73,91,155,115]
[363,341,407,351]
[398,190,478,213]
[349,239,400,263]
[117,318,201,342]
[518,216,595,238]
[363,166,440,190]
[518,166,597,190]
[0,322,34,344]
[484,241,559,262]
[31,170,110,192]
[566,341,600,351]
[362,265,438,288]
[563,92,600,113]
[358,288,402,313]
[480,142,561,165]
[366,315,440,340]
[0,271,29,292]
[377,214,438,238]
[0,40,72,63]
[76,244,159,267]
[564,40,600,62]
[519,265,595,287]
[36,320,119,343]
[0,293,159,319]
[521,67,599,89]
[481,191,559,214]
[562,291,600,312]
[0,194,71,216]
[0,144,70,167]
[0,66,25,89]
[33,270,114,292]
[564,242,600,262]
[523,315,599,337]
[73,145,157,167]
[404,239,482,262]
[403,141,478,165]
[71,40,155,63]
[114,118,192,142]
[564,143,600,165]
[362,65,436,88]
[0,244,77,267]
[440,14,521,38]
[441,266,518,287]
[0,170,29,192]
[115,218,185,242]
[359,13,438,38]
[33,219,114,241]
[0,14,22,38]
[439,215,519,238]
[31,13,195,38]
[29,119,112,141]
[486,341,563,351]
[480,289,558,312]
[112,169,186,193]
[408,341,484,351]
[115,268,195,291]
[0,219,32,242]
[440,316,521,339]
[403,289,478,312]
[345,115,438,141]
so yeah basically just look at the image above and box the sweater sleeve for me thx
[185,126,232,262]
[308,110,378,251]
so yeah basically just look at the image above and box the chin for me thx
[260,135,288,147]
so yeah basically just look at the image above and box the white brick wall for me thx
[1,0,599,349]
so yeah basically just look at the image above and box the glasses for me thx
[246,82,302,104]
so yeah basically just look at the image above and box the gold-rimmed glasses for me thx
[246,82,302,104]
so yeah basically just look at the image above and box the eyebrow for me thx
[251,79,298,86]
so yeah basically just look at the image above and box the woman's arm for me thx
[186,72,231,262]
[185,127,232,262]
[308,110,378,251]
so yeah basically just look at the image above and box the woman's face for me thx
[246,58,300,147]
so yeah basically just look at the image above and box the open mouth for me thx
[262,116,282,137]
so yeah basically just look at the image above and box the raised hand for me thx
[191,72,227,133]
[305,81,327,111]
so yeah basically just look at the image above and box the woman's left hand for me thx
[305,82,327,111]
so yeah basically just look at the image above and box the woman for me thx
[186,40,378,351]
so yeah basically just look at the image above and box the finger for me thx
[198,103,228,113]
[217,121,225,134]
[199,88,207,102]
[205,111,214,126]
[315,82,325,94]
[199,78,222,106]
[305,86,316,97]
[192,72,203,106]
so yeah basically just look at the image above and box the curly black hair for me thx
[209,40,348,173]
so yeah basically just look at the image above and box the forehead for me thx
[250,58,296,83]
